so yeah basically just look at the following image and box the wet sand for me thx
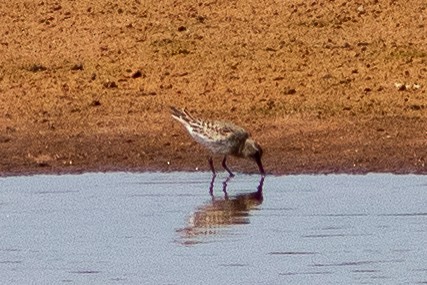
[0,0,426,176]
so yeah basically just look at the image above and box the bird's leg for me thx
[208,156,216,176]
[222,176,230,200]
[209,174,216,197]
[222,156,235,177]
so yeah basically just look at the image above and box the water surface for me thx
[0,173,426,284]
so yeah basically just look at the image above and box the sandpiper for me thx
[170,106,265,176]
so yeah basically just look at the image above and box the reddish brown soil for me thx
[1,0,426,176]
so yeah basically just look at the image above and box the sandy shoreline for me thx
[1,0,426,177]
[1,114,426,177]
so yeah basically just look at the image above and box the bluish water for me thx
[0,173,426,284]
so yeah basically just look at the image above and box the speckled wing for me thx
[191,120,249,155]
[170,106,249,155]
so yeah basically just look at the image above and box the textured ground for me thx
[0,0,426,176]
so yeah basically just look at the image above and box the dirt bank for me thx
[1,0,426,176]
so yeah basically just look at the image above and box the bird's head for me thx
[242,139,265,175]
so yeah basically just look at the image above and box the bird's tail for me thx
[170,106,197,127]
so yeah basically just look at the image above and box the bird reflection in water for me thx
[177,176,264,245]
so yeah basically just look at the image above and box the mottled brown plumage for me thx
[170,106,265,176]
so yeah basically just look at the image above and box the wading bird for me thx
[170,106,265,177]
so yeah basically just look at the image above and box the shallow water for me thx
[0,172,426,284]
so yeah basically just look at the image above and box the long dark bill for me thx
[255,156,265,176]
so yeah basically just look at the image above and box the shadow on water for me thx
[176,176,264,246]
